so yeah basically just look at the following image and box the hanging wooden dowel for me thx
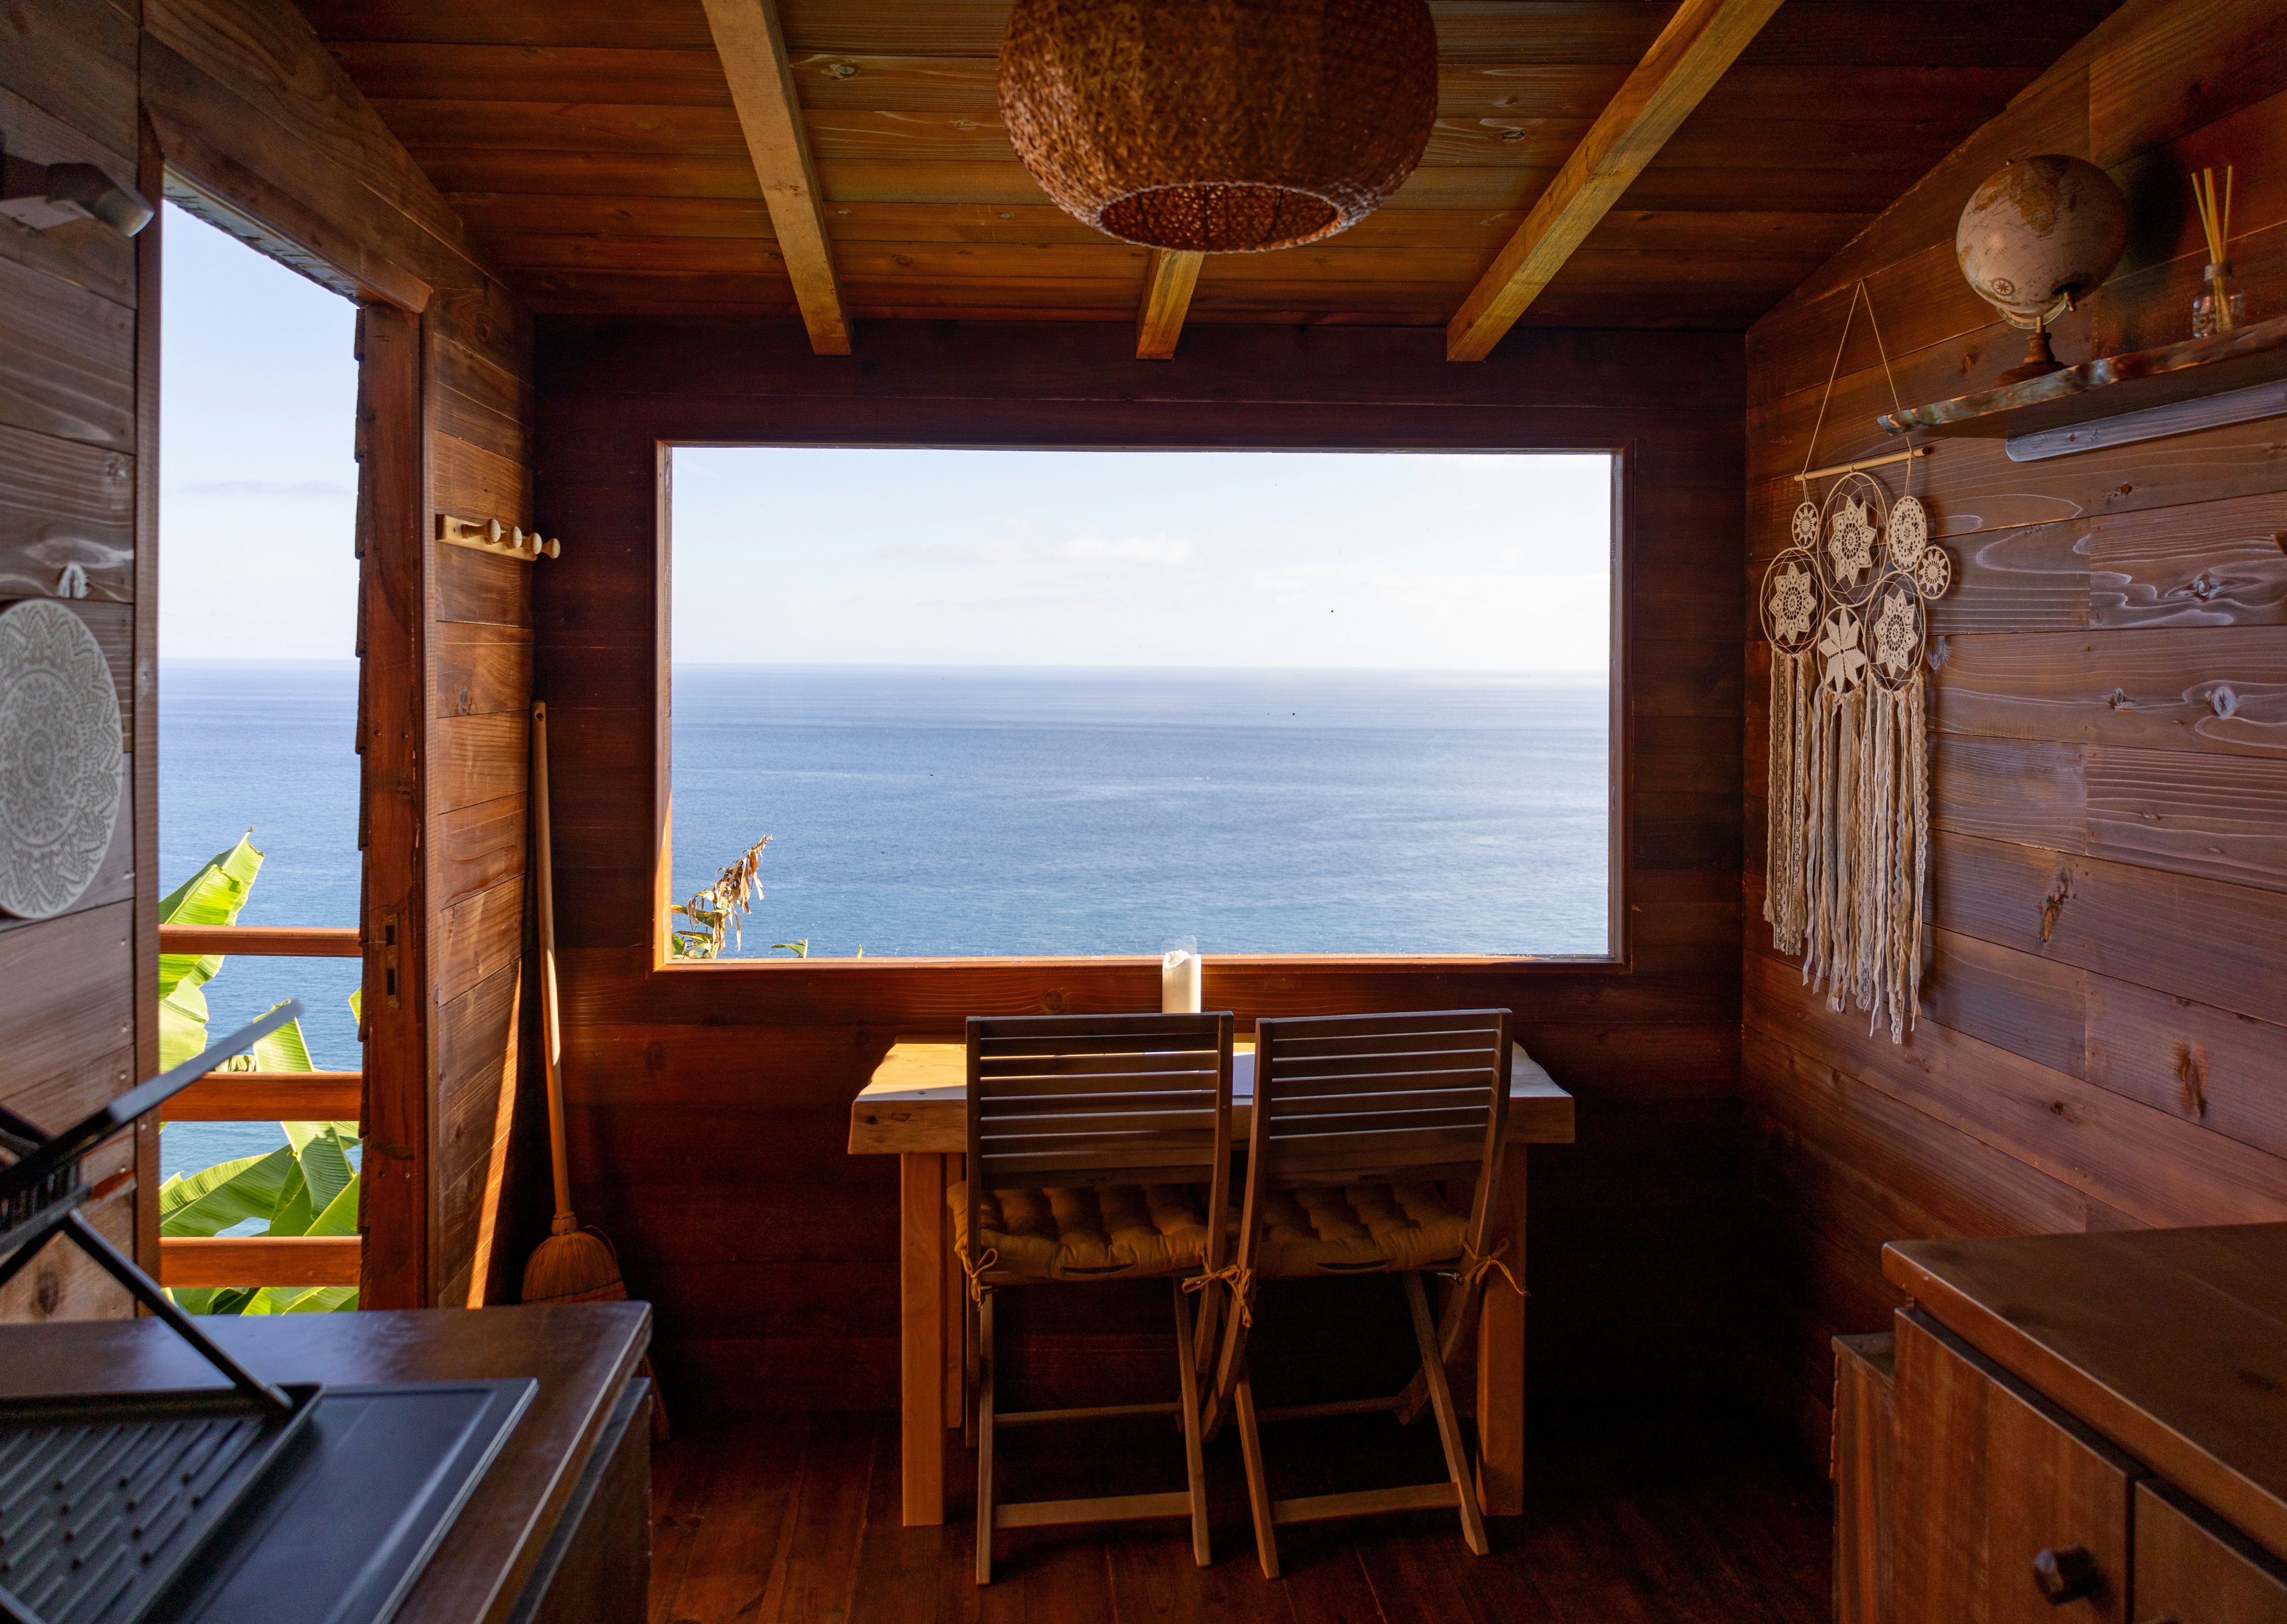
[1797,447,1929,484]
[436,513,561,562]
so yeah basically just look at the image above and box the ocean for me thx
[159,662,1609,1176]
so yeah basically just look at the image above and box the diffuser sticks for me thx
[2193,165,2243,334]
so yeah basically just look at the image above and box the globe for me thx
[1955,154,2128,328]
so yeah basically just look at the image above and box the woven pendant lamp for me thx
[999,0,1439,254]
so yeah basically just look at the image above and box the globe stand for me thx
[1996,319,2067,385]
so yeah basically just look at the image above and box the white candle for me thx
[1161,950,1202,1014]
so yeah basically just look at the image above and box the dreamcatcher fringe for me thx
[1766,658,1926,1042]
[1762,648,1812,954]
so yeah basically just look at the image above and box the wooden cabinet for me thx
[2136,1481,2287,1624]
[1852,1227,2287,1624]
[1895,1311,2140,1624]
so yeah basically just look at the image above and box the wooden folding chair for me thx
[1202,1008,1513,1579]
[957,1011,1235,1585]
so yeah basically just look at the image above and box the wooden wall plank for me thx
[432,430,531,527]
[0,903,135,1129]
[435,792,526,910]
[1931,627,2287,761]
[0,0,139,162]
[1746,954,2287,1232]
[2085,746,2287,893]
[1933,831,2287,1027]
[435,623,533,717]
[433,876,523,1004]
[432,712,528,811]
[0,424,135,602]
[1919,927,2089,1082]
[0,257,135,450]
[2083,974,2287,1164]
[2088,488,2287,629]
[436,547,534,628]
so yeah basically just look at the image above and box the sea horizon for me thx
[159,660,1609,1177]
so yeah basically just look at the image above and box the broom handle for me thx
[533,701,574,1227]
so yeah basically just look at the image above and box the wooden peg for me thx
[436,513,562,562]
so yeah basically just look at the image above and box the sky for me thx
[671,447,1613,671]
[151,199,1614,673]
[159,202,361,662]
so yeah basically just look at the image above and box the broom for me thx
[521,700,668,1435]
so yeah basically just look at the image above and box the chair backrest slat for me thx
[968,1013,1235,1231]
[1239,1009,1512,1272]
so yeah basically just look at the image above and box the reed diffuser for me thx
[2193,166,2245,336]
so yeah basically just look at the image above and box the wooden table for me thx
[849,1039,1575,1527]
[0,1303,652,1624]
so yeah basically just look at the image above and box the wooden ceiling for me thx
[296,0,2123,341]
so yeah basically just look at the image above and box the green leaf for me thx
[169,1285,257,1316]
[266,1155,312,1236]
[159,1146,295,1237]
[268,1124,357,1237]
[304,1171,359,1237]
[157,834,264,1069]
[252,1012,314,1072]
[241,1284,359,1315]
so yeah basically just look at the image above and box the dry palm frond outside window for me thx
[671,837,770,959]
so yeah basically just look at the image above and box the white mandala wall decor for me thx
[0,598,125,919]
[1760,279,1951,1045]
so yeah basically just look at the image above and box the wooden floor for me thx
[647,1409,1832,1623]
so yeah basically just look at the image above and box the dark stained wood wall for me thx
[1740,0,2287,1466]
[0,0,152,1326]
[530,319,1747,1418]
[0,0,536,1322]
[137,0,543,1310]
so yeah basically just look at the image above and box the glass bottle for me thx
[2194,260,2246,336]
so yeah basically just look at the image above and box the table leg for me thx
[1475,1144,1528,1516]
[899,1152,946,1526]
[944,1154,964,1427]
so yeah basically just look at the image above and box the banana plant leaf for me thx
[268,1123,358,1237]
[157,834,263,1070]
[170,1286,258,1315]
[241,1285,359,1315]
[159,1147,297,1238]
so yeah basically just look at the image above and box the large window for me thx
[665,448,1616,961]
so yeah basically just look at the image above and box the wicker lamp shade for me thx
[998,0,1438,254]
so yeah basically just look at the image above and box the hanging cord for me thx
[1183,1262,1256,1327]
[1798,280,1914,499]
[1445,1238,1522,1298]
[957,1243,998,1304]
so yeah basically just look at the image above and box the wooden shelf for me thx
[1877,311,2287,462]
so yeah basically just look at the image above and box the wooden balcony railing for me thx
[155,923,365,1290]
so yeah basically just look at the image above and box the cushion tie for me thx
[1447,1239,1521,1298]
[1183,1262,1256,1327]
[957,1243,999,1303]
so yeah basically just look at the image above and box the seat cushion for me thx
[949,1181,1212,1283]
[1249,1182,1468,1277]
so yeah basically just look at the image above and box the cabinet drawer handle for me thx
[2033,1546,2101,1605]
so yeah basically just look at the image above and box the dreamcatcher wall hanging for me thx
[1762,281,1949,1044]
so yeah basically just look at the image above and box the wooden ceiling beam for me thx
[700,0,850,354]
[1136,249,1203,360]
[1444,0,1784,362]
